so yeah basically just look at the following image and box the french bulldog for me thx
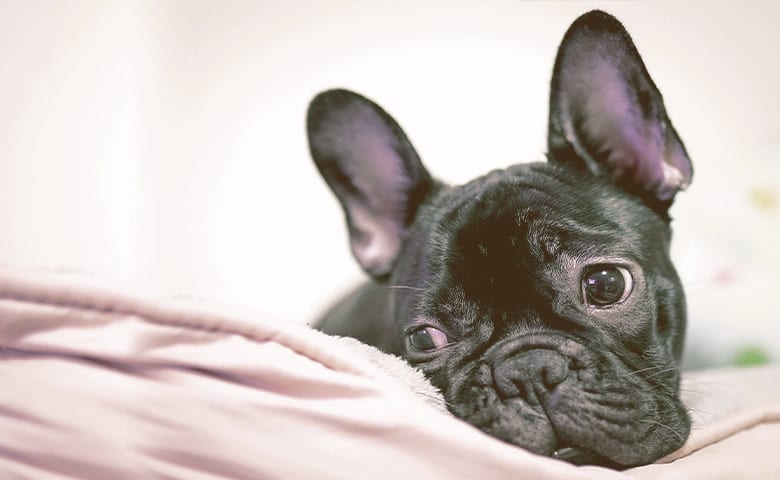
[307,10,692,468]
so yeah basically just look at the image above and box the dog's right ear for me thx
[307,89,434,279]
[547,10,692,214]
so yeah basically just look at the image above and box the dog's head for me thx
[307,10,692,467]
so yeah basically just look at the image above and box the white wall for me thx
[1,1,778,367]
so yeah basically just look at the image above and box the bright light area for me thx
[0,1,778,366]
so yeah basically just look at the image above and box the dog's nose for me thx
[493,349,569,403]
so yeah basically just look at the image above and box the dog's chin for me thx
[446,355,690,468]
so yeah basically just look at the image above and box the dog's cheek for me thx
[416,350,486,409]
[652,274,687,363]
[405,349,463,394]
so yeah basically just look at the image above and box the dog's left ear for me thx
[307,89,434,279]
[547,10,692,211]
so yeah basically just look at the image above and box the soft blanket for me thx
[1,268,778,479]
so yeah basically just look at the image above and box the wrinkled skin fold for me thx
[309,10,693,468]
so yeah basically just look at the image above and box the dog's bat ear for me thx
[307,89,434,279]
[547,10,692,211]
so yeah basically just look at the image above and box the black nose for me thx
[493,349,569,403]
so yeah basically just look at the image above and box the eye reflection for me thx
[582,266,633,307]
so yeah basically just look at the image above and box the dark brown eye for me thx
[408,327,449,352]
[582,266,633,307]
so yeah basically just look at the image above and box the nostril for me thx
[511,378,530,401]
[541,359,569,389]
[493,349,570,401]
[494,368,522,399]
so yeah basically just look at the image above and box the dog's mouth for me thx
[443,338,690,468]
[456,380,689,468]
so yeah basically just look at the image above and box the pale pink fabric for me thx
[0,268,778,479]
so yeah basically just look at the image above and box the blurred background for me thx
[0,0,777,369]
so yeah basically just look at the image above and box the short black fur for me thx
[308,10,692,468]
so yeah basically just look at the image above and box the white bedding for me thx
[1,267,778,479]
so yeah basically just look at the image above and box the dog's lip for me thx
[552,446,622,468]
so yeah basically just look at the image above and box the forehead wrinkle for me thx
[419,284,486,338]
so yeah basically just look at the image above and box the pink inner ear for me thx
[570,62,690,200]
[348,139,410,215]
[309,90,428,277]
[349,202,402,277]
[336,102,412,215]
[335,102,414,276]
[662,137,692,194]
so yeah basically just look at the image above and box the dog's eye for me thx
[408,327,449,352]
[582,266,633,307]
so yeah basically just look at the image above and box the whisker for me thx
[638,419,688,444]
[414,391,454,407]
[384,285,426,291]
[684,406,715,419]
[427,394,453,405]
[678,386,710,395]
[644,366,681,381]
[678,379,715,396]
[630,364,672,375]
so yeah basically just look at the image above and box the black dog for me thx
[307,10,692,468]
